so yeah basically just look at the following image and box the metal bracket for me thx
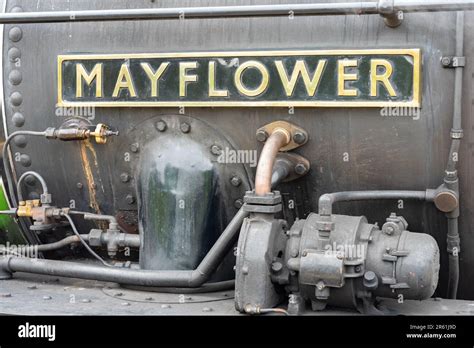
[274,153,310,183]
[378,0,403,28]
[441,56,466,68]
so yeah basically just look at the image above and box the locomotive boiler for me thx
[0,0,473,315]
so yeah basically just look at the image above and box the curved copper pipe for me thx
[255,129,291,196]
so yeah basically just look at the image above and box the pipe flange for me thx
[243,190,282,213]
[256,121,308,152]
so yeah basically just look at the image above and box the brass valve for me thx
[17,200,41,217]
[45,123,119,144]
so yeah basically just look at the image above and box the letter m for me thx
[76,63,102,98]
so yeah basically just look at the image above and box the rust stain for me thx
[79,140,102,215]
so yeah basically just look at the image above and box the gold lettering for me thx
[179,62,198,97]
[141,62,170,97]
[76,63,102,98]
[112,64,137,98]
[234,60,269,97]
[370,59,397,97]
[275,60,327,97]
[338,59,359,97]
[208,61,228,97]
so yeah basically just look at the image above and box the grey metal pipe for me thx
[0,206,249,287]
[16,171,49,202]
[0,235,84,254]
[271,158,292,188]
[318,190,435,216]
[0,1,471,24]
[443,11,464,299]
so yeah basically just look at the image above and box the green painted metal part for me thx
[0,178,25,245]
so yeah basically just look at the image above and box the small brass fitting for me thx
[90,123,119,144]
[17,199,41,217]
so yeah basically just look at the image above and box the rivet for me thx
[10,91,23,106]
[19,154,31,167]
[8,27,22,42]
[14,135,27,148]
[114,292,123,297]
[12,112,25,127]
[27,285,37,290]
[126,194,135,204]
[120,173,130,183]
[230,176,241,187]
[130,143,139,153]
[25,174,36,186]
[121,302,130,306]
[81,299,91,303]
[28,192,39,200]
[180,122,191,133]
[145,297,154,301]
[8,47,21,62]
[202,307,213,312]
[161,304,171,309]
[155,120,167,132]
[76,183,83,189]
[43,295,52,300]
[8,70,22,85]
[0,293,12,297]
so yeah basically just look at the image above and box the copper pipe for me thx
[255,129,291,196]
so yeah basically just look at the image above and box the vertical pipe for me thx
[444,11,464,299]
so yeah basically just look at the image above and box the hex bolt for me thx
[0,293,12,298]
[155,120,167,132]
[230,176,241,187]
[234,199,243,209]
[256,130,268,142]
[114,292,123,297]
[120,173,130,183]
[295,163,308,175]
[180,122,191,133]
[293,132,307,144]
[211,145,222,156]
[271,262,283,273]
[354,265,362,273]
[130,143,139,153]
[145,297,154,301]
[441,57,452,67]
[125,195,135,205]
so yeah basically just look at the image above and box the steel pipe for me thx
[0,1,471,24]
[318,190,435,216]
[0,206,249,287]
